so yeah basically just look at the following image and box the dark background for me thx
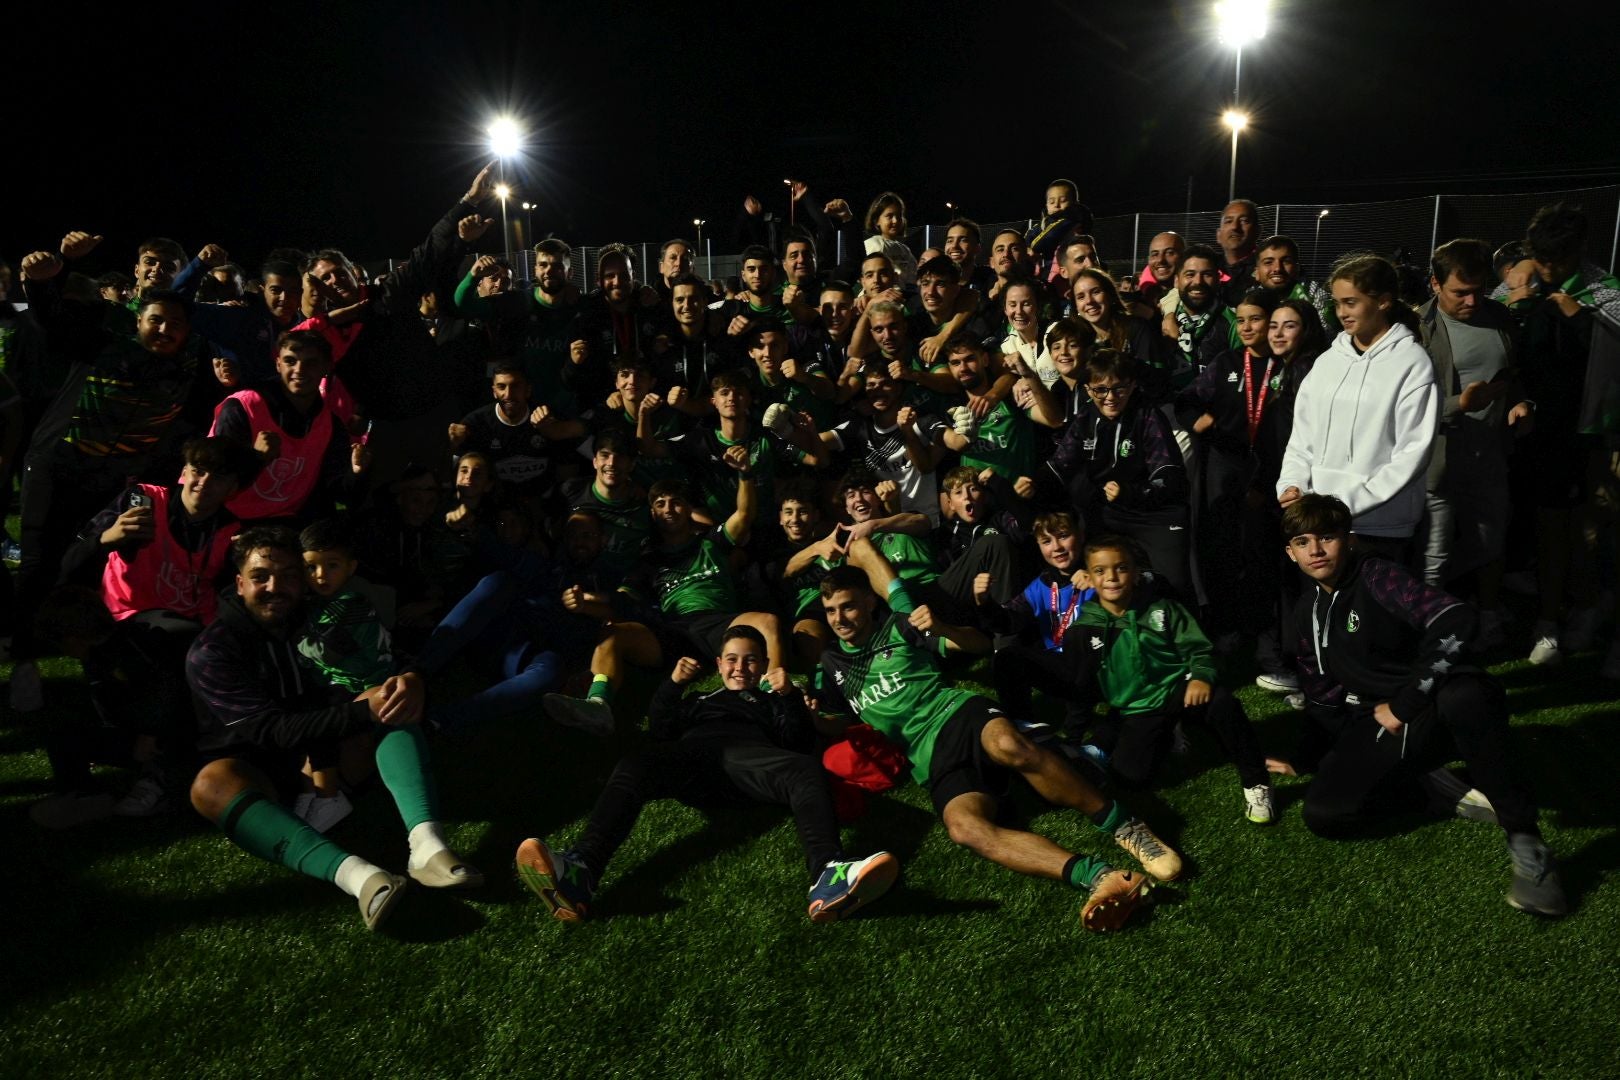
[9,0,1619,269]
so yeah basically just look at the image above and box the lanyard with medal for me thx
[1243,348,1275,446]
[1050,579,1082,646]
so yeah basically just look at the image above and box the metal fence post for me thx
[925,225,931,252]
[1131,213,1141,269]
[1611,190,1619,269]
[1275,205,1281,235]
[1430,195,1442,260]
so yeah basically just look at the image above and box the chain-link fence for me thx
[478,185,1620,291]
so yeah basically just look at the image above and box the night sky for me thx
[10,0,1620,273]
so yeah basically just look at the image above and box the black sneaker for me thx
[1506,833,1568,917]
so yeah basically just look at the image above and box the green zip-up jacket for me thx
[1074,595,1216,715]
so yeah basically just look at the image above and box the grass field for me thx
[3,615,1619,1078]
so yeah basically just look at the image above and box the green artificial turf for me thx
[2,598,1618,1076]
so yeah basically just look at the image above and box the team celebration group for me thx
[3,161,1613,930]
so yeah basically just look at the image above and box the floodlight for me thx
[1214,0,1268,47]
[487,118,523,158]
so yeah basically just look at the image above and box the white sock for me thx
[333,854,385,899]
[408,821,452,871]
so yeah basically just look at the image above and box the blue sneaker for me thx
[515,838,594,921]
[806,851,899,923]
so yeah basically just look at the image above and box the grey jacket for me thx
[1417,297,1521,486]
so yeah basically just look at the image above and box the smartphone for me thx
[127,491,151,511]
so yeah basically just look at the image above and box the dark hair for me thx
[991,227,1024,247]
[1045,316,1091,351]
[136,237,186,267]
[747,317,790,344]
[1062,234,1100,260]
[915,255,959,284]
[781,229,817,259]
[821,279,855,298]
[299,518,356,557]
[1328,253,1421,336]
[612,354,655,375]
[1280,492,1352,540]
[1492,240,1530,277]
[181,436,261,488]
[260,259,300,282]
[819,563,873,599]
[275,328,333,363]
[231,525,302,570]
[1001,274,1042,302]
[739,244,776,267]
[304,249,357,278]
[659,238,692,258]
[943,330,987,357]
[776,475,822,510]
[1269,298,1329,363]
[719,624,767,654]
[1181,243,1224,269]
[860,250,894,270]
[96,270,134,290]
[863,192,906,235]
[1430,238,1493,286]
[1236,288,1277,314]
[136,289,193,318]
[941,464,981,491]
[835,467,880,499]
[534,238,573,270]
[647,477,693,504]
[492,361,528,380]
[594,427,638,459]
[1032,510,1081,541]
[1082,347,1137,384]
[669,272,707,294]
[708,369,751,395]
[1256,234,1299,261]
[946,217,981,245]
[1525,202,1587,267]
[1082,533,1140,565]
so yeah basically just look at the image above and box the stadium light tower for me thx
[487,118,524,267]
[1222,110,1248,202]
[1214,0,1268,106]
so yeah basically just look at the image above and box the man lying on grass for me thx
[186,527,482,931]
[516,625,899,922]
[810,537,1182,932]
[1272,493,1567,916]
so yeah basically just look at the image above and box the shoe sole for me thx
[1245,811,1276,825]
[1082,874,1151,932]
[515,838,586,921]
[1506,892,1569,917]
[808,852,899,924]
[1254,676,1299,694]
[410,851,486,890]
[361,873,408,931]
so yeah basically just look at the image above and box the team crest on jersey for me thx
[1082,438,1097,451]
[1090,635,1104,650]
[1149,609,1166,631]
[1347,610,1360,633]
[1226,371,1240,383]
[1119,439,1134,457]
[255,456,308,503]
[738,690,757,704]
[833,670,845,684]
[1269,375,1283,390]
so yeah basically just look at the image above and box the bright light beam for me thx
[1222,110,1249,132]
[1214,0,1268,47]
[487,117,523,159]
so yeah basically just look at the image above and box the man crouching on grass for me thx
[517,625,898,923]
[811,537,1182,931]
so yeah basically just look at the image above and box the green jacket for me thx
[1075,595,1215,714]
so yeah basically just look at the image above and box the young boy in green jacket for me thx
[1075,535,1274,823]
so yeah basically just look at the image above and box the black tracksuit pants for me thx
[1301,674,1540,838]
[992,642,1098,732]
[574,734,844,880]
[1092,684,1269,789]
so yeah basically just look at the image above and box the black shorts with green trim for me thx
[926,695,1013,817]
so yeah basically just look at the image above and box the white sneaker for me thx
[8,659,44,712]
[1284,692,1306,711]
[1562,606,1603,653]
[112,776,170,817]
[1243,783,1275,825]
[1528,621,1561,666]
[293,791,353,834]
[1255,670,1300,693]
[1600,641,1620,681]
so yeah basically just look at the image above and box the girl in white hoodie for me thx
[1277,255,1438,561]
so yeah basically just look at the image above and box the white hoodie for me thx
[1277,321,1438,537]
